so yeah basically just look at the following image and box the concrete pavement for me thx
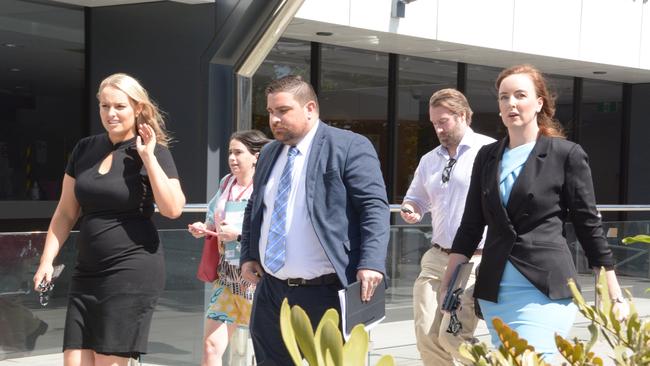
[2,275,648,366]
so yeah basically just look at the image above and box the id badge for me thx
[224,241,240,266]
[223,200,247,266]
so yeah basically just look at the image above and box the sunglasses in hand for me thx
[37,264,65,307]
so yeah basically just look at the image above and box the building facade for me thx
[2,0,650,363]
[1,0,649,230]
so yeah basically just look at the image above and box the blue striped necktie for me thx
[265,146,298,273]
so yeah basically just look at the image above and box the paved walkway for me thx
[2,276,648,366]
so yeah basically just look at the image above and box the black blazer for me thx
[451,135,615,302]
[240,122,390,287]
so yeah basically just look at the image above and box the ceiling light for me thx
[593,71,607,75]
[9,68,21,72]
[2,43,19,48]
[316,32,333,36]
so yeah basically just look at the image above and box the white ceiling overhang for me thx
[52,0,212,6]
[284,18,650,84]
[49,0,650,83]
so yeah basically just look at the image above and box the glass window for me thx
[251,38,311,135]
[395,56,456,201]
[465,65,503,140]
[580,79,623,204]
[320,45,389,183]
[0,0,84,201]
[547,74,574,136]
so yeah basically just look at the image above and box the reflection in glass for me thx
[396,56,456,201]
[0,1,84,201]
[320,45,389,183]
[0,230,207,364]
[580,79,623,205]
[466,64,503,140]
[546,74,574,136]
[251,38,311,136]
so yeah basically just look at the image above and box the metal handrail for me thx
[596,205,650,212]
[389,204,650,213]
[165,203,650,214]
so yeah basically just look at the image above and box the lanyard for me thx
[228,177,253,201]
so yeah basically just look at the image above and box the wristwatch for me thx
[611,296,626,304]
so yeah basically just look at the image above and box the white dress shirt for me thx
[404,128,495,249]
[258,122,335,279]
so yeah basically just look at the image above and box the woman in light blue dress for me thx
[441,64,629,360]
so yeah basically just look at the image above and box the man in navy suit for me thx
[240,75,390,365]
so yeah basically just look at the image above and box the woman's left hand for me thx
[217,221,239,242]
[136,123,156,160]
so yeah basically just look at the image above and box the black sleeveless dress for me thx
[62,133,178,357]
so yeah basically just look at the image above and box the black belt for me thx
[274,273,340,287]
[432,243,482,256]
[432,243,452,254]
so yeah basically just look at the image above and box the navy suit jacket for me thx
[240,121,390,287]
[452,135,615,302]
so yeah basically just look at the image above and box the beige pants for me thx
[413,246,481,366]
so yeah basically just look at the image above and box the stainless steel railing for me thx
[169,203,650,214]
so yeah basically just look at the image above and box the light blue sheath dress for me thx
[477,141,578,357]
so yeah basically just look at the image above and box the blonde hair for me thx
[429,88,473,125]
[97,73,172,146]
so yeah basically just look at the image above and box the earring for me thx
[498,112,502,116]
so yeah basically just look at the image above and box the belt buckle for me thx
[287,278,303,287]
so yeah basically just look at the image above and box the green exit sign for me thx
[597,102,618,112]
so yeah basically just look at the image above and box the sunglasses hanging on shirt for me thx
[441,158,457,184]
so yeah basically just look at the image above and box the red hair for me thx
[496,64,565,138]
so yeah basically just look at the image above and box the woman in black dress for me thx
[33,73,186,366]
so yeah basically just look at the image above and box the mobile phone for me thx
[400,206,413,214]
[200,228,220,237]
[189,224,219,237]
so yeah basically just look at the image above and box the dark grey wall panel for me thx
[88,2,215,205]
[628,83,650,208]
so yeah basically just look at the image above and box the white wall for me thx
[295,0,650,71]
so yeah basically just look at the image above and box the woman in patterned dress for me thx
[188,130,269,366]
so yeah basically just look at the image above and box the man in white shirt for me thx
[401,88,494,365]
[241,76,390,365]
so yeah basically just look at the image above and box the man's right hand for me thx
[242,261,264,284]
[400,203,421,224]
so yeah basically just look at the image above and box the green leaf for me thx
[587,323,599,350]
[324,348,336,366]
[280,299,305,366]
[374,355,395,366]
[290,304,318,365]
[622,235,650,244]
[342,324,368,366]
[320,320,343,365]
[315,309,340,365]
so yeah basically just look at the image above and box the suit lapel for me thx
[506,135,550,216]
[487,138,510,220]
[305,122,327,213]
[254,141,284,213]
